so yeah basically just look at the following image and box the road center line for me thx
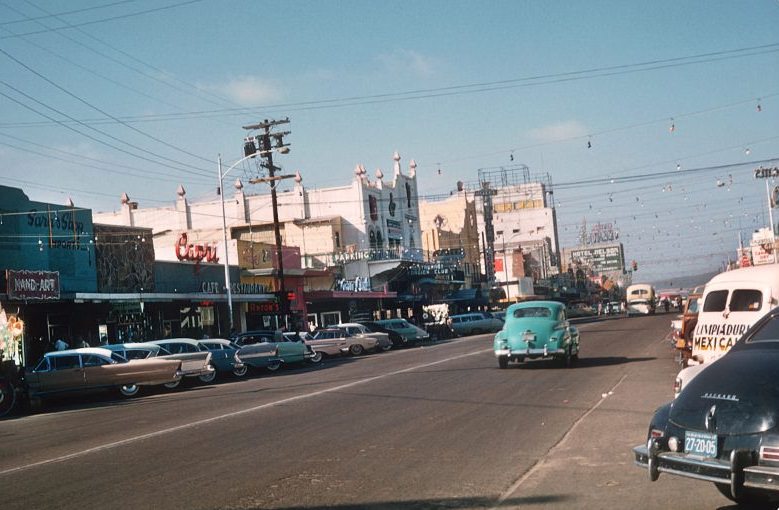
[0,346,492,478]
[493,373,629,508]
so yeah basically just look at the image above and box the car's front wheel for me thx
[119,384,140,397]
[381,343,392,352]
[349,344,364,356]
[266,360,282,372]
[308,351,323,364]
[232,365,248,378]
[498,356,508,369]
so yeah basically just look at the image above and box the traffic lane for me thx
[497,314,734,509]
[0,338,491,472]
[0,319,655,509]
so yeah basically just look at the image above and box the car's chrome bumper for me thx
[495,347,565,358]
[634,441,779,493]
[182,365,215,377]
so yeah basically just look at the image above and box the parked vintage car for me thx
[232,330,319,368]
[197,338,253,377]
[337,323,392,351]
[634,307,779,506]
[105,340,214,387]
[493,301,580,368]
[309,328,379,356]
[25,347,182,400]
[375,318,430,344]
[359,321,407,347]
[449,312,503,336]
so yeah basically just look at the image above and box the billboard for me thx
[570,244,625,273]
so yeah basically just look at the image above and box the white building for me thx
[93,151,423,288]
[474,168,560,300]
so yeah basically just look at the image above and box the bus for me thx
[626,283,656,315]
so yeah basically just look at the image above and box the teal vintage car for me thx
[493,301,580,369]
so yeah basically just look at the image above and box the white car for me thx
[337,323,392,351]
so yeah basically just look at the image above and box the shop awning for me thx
[72,292,276,303]
[443,288,487,304]
[306,290,397,300]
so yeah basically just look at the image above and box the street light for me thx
[217,145,290,333]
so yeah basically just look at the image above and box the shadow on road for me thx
[218,494,572,509]
[509,356,655,370]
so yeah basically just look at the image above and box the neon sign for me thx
[174,232,218,264]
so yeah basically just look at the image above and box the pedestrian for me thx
[54,338,69,351]
[597,302,603,316]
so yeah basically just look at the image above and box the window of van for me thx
[703,290,728,312]
[730,289,762,312]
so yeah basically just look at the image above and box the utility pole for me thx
[242,118,291,320]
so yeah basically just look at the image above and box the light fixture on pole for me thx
[217,138,291,334]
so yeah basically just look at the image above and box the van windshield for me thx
[703,290,728,312]
[730,289,762,312]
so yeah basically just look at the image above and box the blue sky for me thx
[2,0,779,283]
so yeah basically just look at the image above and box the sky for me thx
[1,0,779,284]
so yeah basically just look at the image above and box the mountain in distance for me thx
[649,271,720,291]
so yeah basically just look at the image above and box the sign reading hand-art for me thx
[175,232,218,264]
[6,270,60,300]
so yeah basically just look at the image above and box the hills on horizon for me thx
[648,271,720,291]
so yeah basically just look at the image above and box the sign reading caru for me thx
[175,232,218,264]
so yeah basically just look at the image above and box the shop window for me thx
[369,230,376,249]
[321,311,341,327]
[369,195,378,221]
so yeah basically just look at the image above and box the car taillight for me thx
[760,446,779,462]
[673,377,682,396]
[650,428,664,439]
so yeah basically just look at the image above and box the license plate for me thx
[522,332,535,342]
[684,431,717,457]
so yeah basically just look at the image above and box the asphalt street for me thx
[0,314,746,509]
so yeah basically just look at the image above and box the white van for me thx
[673,264,779,396]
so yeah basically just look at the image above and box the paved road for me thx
[0,315,742,509]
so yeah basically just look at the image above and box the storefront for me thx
[306,277,397,328]
[0,185,98,365]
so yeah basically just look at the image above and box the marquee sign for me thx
[6,270,60,300]
[570,244,625,272]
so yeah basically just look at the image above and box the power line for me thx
[0,0,205,39]
[0,0,138,26]
[0,45,216,166]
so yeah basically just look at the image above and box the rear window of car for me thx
[124,349,151,360]
[513,307,552,318]
[703,290,728,312]
[730,289,762,312]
